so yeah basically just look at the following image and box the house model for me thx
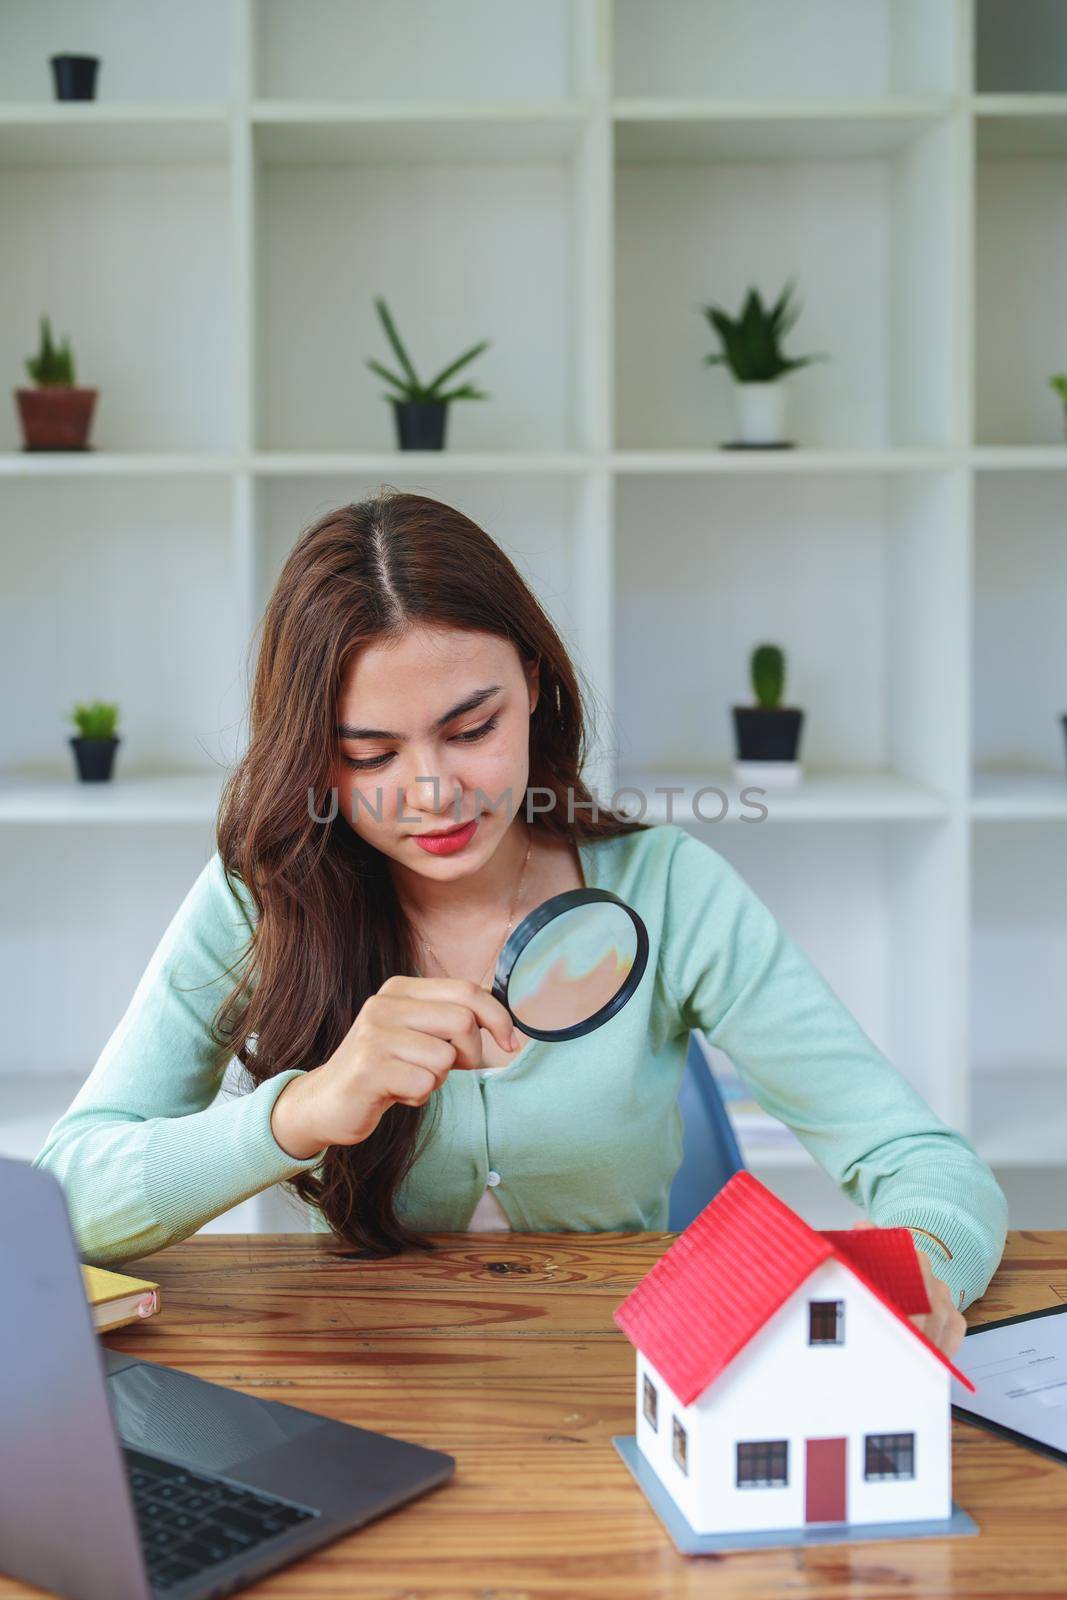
[612,1172,976,1545]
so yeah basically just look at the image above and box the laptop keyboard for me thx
[124,1446,320,1593]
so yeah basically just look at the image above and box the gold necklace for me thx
[415,833,533,988]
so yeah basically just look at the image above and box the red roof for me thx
[613,1172,973,1406]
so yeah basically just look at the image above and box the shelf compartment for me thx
[972,1065,1067,1166]
[970,825,1067,1159]
[0,476,244,777]
[0,0,231,105]
[975,139,1067,446]
[0,161,235,452]
[688,820,961,1125]
[615,117,959,451]
[255,119,595,453]
[613,470,966,794]
[612,0,957,101]
[252,0,584,104]
[973,472,1067,775]
[975,0,1067,96]
[0,830,221,1077]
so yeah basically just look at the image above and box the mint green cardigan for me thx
[32,822,1007,1306]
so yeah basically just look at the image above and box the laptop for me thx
[0,1156,455,1599]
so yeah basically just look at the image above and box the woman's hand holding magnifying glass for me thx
[269,975,519,1160]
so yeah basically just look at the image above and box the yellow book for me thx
[81,1263,161,1334]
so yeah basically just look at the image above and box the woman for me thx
[34,491,1006,1357]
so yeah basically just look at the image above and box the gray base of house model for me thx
[613,1437,979,1554]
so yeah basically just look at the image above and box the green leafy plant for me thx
[366,295,490,404]
[68,700,119,740]
[26,315,76,386]
[1050,374,1067,406]
[702,280,826,383]
[751,645,786,710]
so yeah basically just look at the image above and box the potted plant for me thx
[701,279,826,448]
[16,316,98,451]
[732,644,805,787]
[68,700,120,782]
[1050,374,1067,442]
[366,295,490,450]
[50,54,100,100]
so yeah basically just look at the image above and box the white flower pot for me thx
[733,759,802,788]
[732,380,788,445]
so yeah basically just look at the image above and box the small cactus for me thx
[751,645,785,710]
[68,700,119,740]
[1051,374,1067,406]
[26,315,76,386]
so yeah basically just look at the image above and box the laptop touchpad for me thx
[108,1362,322,1474]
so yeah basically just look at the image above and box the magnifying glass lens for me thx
[506,901,639,1033]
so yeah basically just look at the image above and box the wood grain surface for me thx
[5,1229,1067,1599]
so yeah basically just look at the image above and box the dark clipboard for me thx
[951,1301,1067,1468]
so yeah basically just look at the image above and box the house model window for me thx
[671,1416,688,1474]
[736,1439,789,1488]
[808,1298,844,1344]
[864,1432,915,1481]
[642,1374,658,1430]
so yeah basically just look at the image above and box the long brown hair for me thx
[212,489,650,1256]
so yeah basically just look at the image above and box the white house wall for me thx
[634,1258,951,1535]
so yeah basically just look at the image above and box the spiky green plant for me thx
[702,280,826,383]
[68,700,119,740]
[26,315,76,386]
[366,295,490,404]
[1050,374,1067,405]
[751,645,785,710]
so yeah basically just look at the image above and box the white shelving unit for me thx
[2,0,1065,1229]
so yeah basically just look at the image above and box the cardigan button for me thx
[486,1170,501,1187]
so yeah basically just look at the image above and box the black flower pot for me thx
[733,707,805,763]
[71,735,119,782]
[51,54,100,101]
[392,400,448,450]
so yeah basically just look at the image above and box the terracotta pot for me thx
[15,387,98,451]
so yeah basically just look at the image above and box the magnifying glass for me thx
[489,888,650,1043]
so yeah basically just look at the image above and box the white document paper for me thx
[952,1306,1067,1459]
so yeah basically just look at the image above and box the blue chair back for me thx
[667,1030,746,1232]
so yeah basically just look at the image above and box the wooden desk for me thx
[6,1229,1067,1597]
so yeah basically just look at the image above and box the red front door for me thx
[805,1437,847,1523]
